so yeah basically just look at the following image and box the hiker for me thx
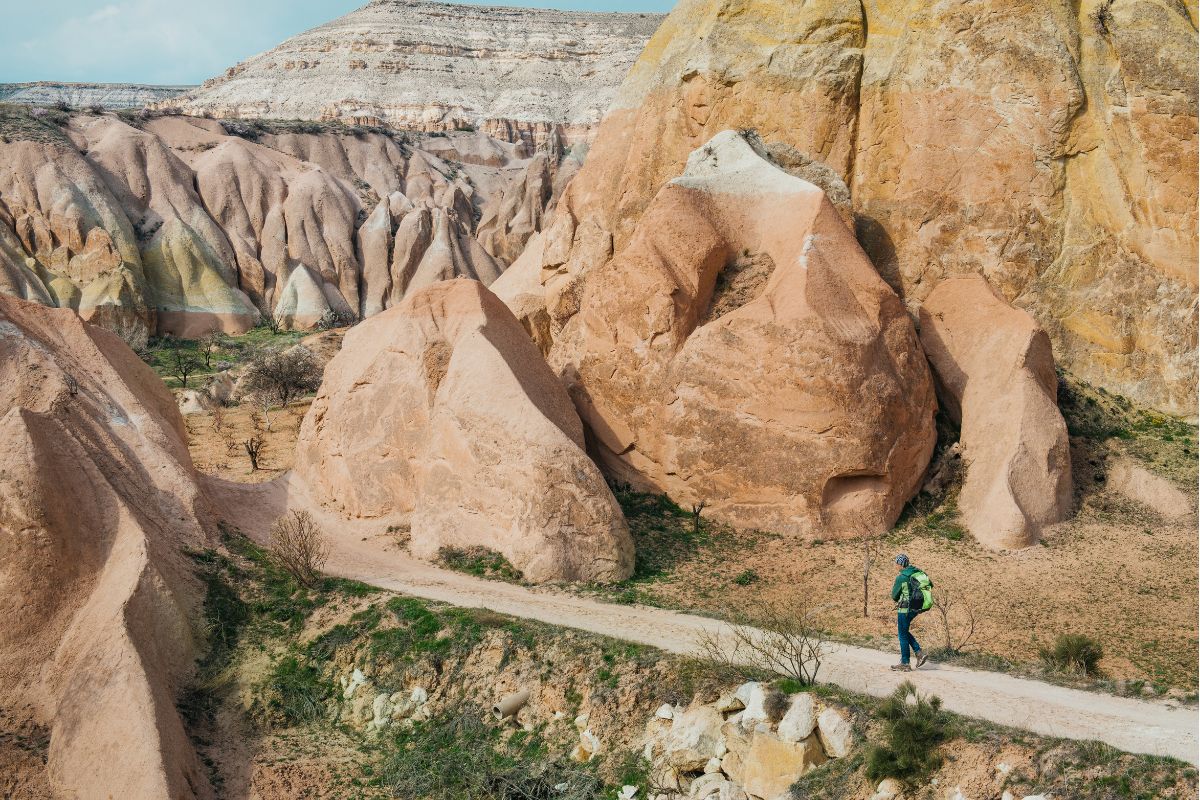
[890,553,933,672]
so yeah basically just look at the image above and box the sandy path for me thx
[210,477,1200,766]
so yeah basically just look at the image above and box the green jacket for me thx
[891,566,919,611]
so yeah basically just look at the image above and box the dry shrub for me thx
[696,597,830,686]
[269,510,329,587]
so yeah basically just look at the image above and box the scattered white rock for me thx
[777,694,817,742]
[656,703,676,720]
[740,684,770,726]
[575,713,591,731]
[617,786,638,800]
[704,757,723,774]
[996,762,1012,775]
[947,788,968,800]
[658,705,725,772]
[871,777,905,800]
[370,692,393,729]
[816,707,853,758]
[409,686,429,705]
[716,691,746,714]
[343,668,367,699]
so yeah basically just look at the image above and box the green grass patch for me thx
[373,706,627,800]
[437,546,523,583]
[140,327,305,389]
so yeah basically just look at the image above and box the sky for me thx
[1,0,674,85]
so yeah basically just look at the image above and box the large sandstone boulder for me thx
[0,295,211,797]
[295,278,633,582]
[919,275,1073,549]
[551,132,936,537]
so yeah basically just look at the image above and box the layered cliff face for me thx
[0,82,191,109]
[522,0,1198,414]
[0,109,571,342]
[157,0,664,148]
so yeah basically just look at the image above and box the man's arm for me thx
[890,573,903,603]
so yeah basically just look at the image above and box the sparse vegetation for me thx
[269,510,329,588]
[241,346,323,409]
[167,341,203,388]
[697,597,830,686]
[865,681,949,784]
[242,434,266,471]
[438,546,523,582]
[1041,633,1104,677]
[376,707,608,800]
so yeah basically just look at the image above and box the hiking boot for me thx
[915,651,928,669]
[890,663,912,672]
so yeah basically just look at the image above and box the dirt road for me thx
[212,476,1200,766]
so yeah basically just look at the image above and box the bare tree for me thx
[168,344,202,387]
[269,510,329,587]
[691,500,707,536]
[199,330,225,370]
[241,347,323,411]
[243,435,266,471]
[857,527,881,618]
[932,589,990,655]
[210,406,227,435]
[696,598,831,686]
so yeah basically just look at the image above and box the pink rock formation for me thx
[0,111,569,340]
[551,132,936,538]
[295,279,633,582]
[0,295,211,797]
[919,274,1073,549]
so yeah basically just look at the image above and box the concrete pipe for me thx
[492,689,531,721]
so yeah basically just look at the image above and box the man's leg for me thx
[909,613,921,655]
[897,612,911,664]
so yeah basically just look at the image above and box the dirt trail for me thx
[210,476,1200,766]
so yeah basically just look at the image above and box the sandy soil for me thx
[205,475,1199,765]
[635,506,1199,691]
[185,401,311,482]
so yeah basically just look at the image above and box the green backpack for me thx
[907,569,934,613]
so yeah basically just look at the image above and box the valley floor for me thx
[205,476,1198,766]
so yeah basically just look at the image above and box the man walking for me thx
[890,553,931,671]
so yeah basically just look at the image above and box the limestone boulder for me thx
[295,278,632,582]
[919,274,1073,549]
[654,704,726,773]
[0,295,211,796]
[777,694,817,743]
[551,132,936,538]
[815,707,853,759]
[735,732,826,799]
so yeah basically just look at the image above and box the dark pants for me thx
[897,611,922,664]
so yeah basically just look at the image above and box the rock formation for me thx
[157,0,664,148]
[0,109,570,341]
[919,275,1073,549]
[295,278,633,582]
[550,131,936,538]
[0,81,191,109]
[514,0,1197,414]
[644,682,848,797]
[0,295,211,797]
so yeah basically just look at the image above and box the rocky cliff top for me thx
[157,0,664,142]
[0,82,191,109]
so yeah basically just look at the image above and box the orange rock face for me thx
[512,0,1197,414]
[0,295,211,797]
[919,275,1073,549]
[551,132,936,538]
[295,279,633,582]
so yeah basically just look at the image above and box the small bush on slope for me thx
[1041,633,1104,677]
[865,681,949,784]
